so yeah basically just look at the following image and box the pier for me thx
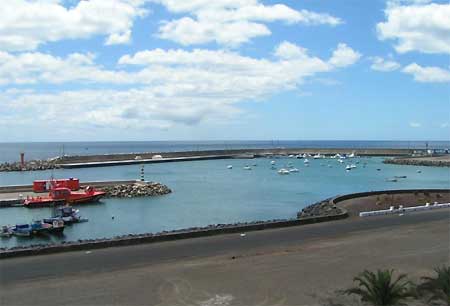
[53,148,414,169]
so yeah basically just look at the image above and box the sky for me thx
[0,0,449,142]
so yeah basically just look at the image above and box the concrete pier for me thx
[54,148,414,169]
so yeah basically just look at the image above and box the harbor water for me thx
[0,156,449,248]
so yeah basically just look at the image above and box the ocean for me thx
[0,140,449,163]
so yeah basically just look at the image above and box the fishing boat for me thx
[11,224,32,237]
[43,206,88,225]
[10,219,64,237]
[24,184,106,207]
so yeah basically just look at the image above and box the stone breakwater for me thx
[297,198,343,218]
[383,157,450,167]
[0,160,59,172]
[101,182,172,198]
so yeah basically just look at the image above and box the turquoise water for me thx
[0,157,449,248]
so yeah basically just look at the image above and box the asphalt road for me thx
[1,209,448,286]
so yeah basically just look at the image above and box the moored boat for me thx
[24,184,106,207]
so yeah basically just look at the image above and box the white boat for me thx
[243,166,252,170]
[338,159,344,163]
[227,165,233,169]
[289,168,299,173]
[313,153,323,159]
[304,159,309,164]
[295,154,303,159]
[278,168,290,175]
[348,152,356,158]
[288,155,295,158]
[350,164,357,169]
[346,165,352,171]
[270,160,276,165]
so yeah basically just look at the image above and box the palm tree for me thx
[344,269,415,306]
[418,266,450,305]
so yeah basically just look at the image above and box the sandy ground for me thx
[1,210,449,306]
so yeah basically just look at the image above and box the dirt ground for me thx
[338,191,450,216]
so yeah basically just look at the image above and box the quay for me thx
[54,148,415,169]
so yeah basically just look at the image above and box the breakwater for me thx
[0,148,415,171]
[383,156,450,167]
[101,182,171,198]
[0,159,59,172]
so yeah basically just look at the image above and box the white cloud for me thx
[409,122,422,128]
[377,1,450,54]
[1,42,360,129]
[0,51,130,85]
[0,0,148,51]
[154,0,342,46]
[328,43,361,68]
[402,63,450,83]
[370,56,401,71]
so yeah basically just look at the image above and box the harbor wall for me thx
[0,211,348,258]
[57,148,414,164]
[331,189,450,205]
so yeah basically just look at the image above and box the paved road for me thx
[1,209,448,285]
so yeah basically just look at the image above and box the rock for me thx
[101,182,172,198]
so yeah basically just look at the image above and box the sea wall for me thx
[56,148,413,164]
[330,189,450,205]
[0,210,348,258]
[1,148,415,172]
[383,156,450,167]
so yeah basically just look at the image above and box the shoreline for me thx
[1,188,448,258]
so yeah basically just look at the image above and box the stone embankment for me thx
[101,182,172,198]
[0,160,59,172]
[297,199,344,218]
[383,156,450,167]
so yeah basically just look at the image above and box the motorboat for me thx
[0,225,12,237]
[304,159,309,164]
[346,165,352,171]
[278,168,290,175]
[289,168,299,173]
[44,206,88,225]
[313,153,323,159]
[243,166,252,170]
[338,159,344,164]
[227,165,233,169]
[270,160,276,165]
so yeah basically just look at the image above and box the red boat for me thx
[24,185,106,207]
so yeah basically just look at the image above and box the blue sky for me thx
[0,0,449,142]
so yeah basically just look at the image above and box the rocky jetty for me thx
[383,157,450,167]
[297,199,343,218]
[101,182,172,198]
[0,160,59,172]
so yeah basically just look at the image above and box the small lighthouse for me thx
[20,152,25,168]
